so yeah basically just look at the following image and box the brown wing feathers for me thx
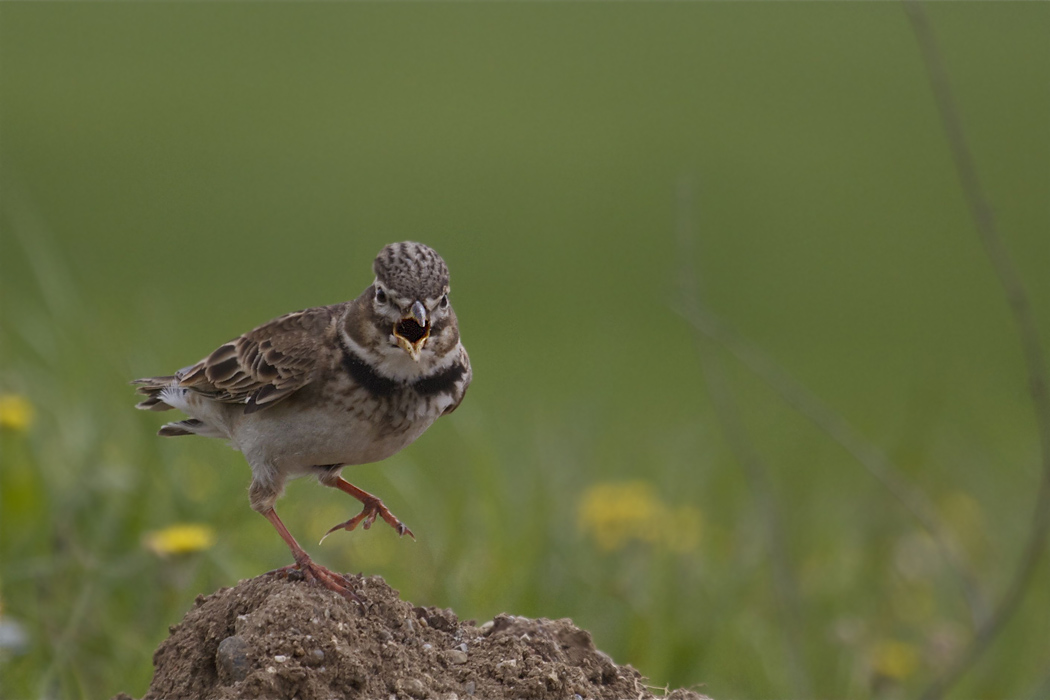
[135,306,336,415]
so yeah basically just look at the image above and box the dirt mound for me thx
[113,571,706,700]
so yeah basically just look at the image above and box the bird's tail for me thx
[131,375,178,411]
[158,418,207,437]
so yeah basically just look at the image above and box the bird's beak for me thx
[410,300,427,327]
[393,301,430,361]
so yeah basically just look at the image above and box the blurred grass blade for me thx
[903,2,1050,699]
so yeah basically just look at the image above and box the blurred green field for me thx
[1,3,1048,699]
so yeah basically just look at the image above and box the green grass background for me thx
[1,3,1048,699]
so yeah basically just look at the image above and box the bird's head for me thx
[369,242,457,362]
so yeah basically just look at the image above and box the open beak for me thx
[393,300,430,361]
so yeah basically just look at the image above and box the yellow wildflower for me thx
[577,480,702,552]
[578,481,658,551]
[0,394,34,431]
[143,523,217,556]
[871,639,920,680]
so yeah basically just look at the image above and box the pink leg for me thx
[261,507,361,603]
[320,477,415,542]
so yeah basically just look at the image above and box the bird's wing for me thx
[442,347,473,415]
[177,305,338,414]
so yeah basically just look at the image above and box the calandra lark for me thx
[133,242,471,600]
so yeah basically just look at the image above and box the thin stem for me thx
[677,177,813,697]
[904,2,1050,698]
[676,302,988,627]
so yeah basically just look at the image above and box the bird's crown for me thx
[372,241,450,300]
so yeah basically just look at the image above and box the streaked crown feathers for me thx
[372,242,450,301]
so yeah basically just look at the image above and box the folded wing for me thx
[134,305,337,415]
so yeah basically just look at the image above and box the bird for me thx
[132,241,471,601]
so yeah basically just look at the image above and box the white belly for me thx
[228,399,437,476]
[162,375,451,484]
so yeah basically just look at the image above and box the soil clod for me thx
[116,572,708,700]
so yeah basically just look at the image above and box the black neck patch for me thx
[339,337,398,398]
[412,362,466,397]
[339,334,464,399]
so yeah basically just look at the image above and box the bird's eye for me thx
[375,287,388,304]
[440,294,449,309]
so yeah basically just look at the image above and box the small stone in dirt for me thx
[447,649,468,665]
[397,677,428,698]
[215,636,250,682]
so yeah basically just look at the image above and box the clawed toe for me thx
[268,560,362,603]
[319,498,415,544]
[259,507,365,604]
[323,477,417,542]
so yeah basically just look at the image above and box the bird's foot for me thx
[267,558,362,604]
[320,495,415,544]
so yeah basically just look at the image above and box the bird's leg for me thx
[319,476,415,542]
[260,506,361,603]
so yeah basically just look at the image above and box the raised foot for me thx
[266,559,363,604]
[319,495,415,544]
